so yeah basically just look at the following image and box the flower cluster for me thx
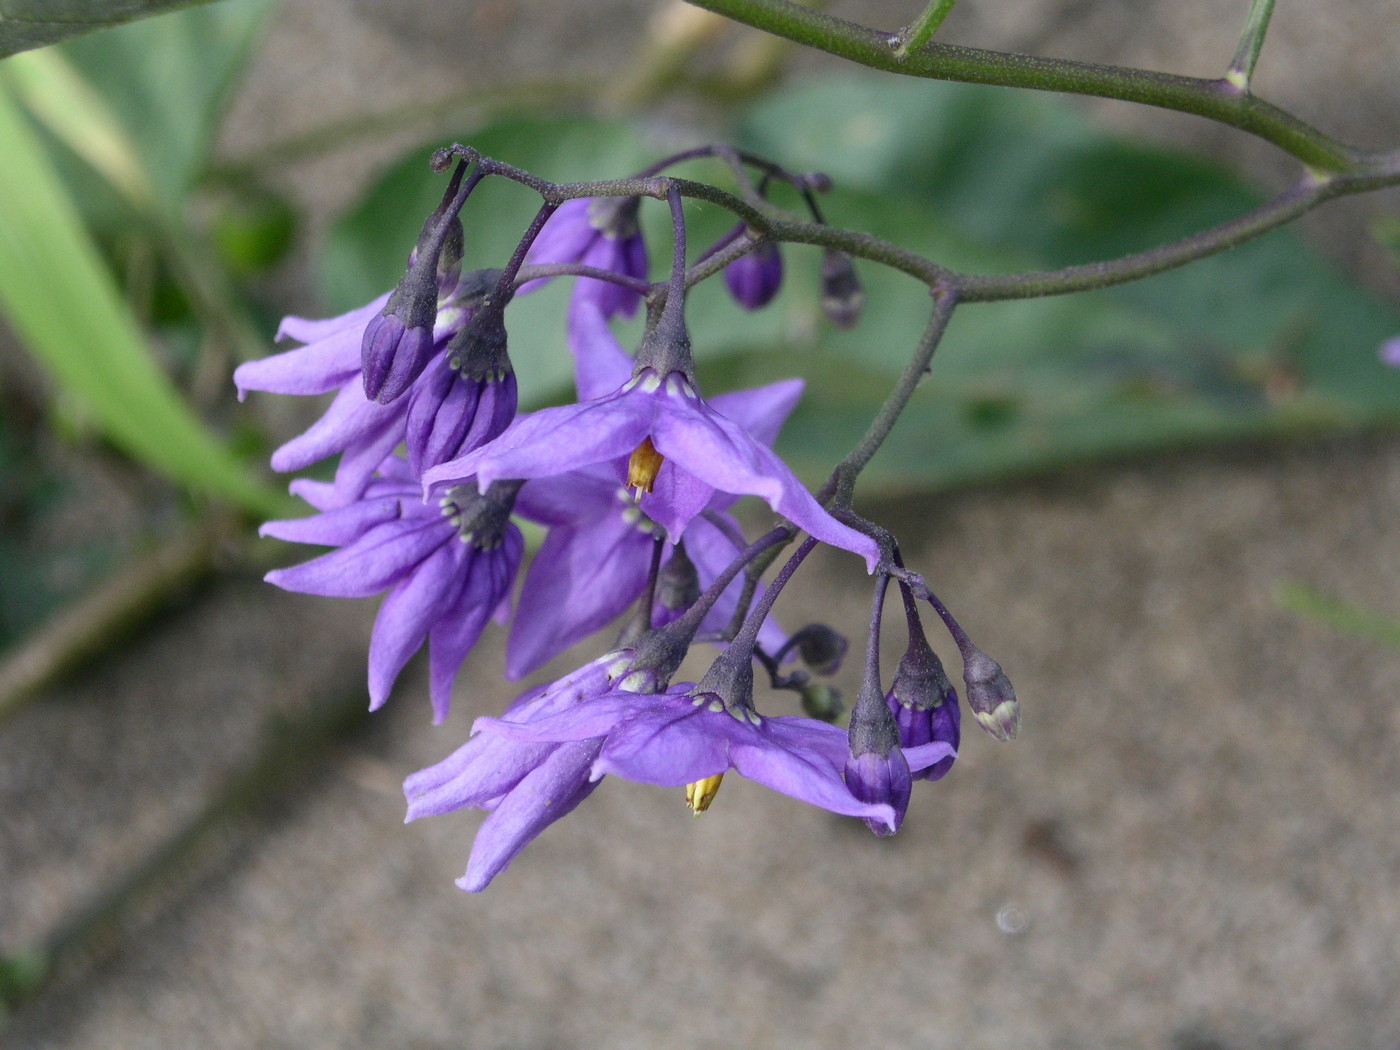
[240,148,1017,890]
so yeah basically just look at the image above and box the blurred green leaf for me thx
[320,78,1400,495]
[54,0,269,201]
[0,83,281,514]
[728,76,1400,490]
[0,0,227,59]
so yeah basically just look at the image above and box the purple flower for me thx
[521,197,648,319]
[478,686,920,828]
[724,241,784,310]
[238,283,515,504]
[404,651,636,891]
[261,458,522,722]
[234,294,389,400]
[504,373,805,678]
[1381,336,1400,368]
[423,368,880,570]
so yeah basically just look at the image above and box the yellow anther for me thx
[626,436,665,494]
[684,773,724,815]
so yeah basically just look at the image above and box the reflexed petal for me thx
[707,378,803,452]
[424,389,655,493]
[514,466,618,526]
[234,333,362,400]
[404,731,560,819]
[652,394,879,570]
[567,296,633,401]
[507,515,652,678]
[427,529,523,721]
[367,542,462,709]
[259,497,402,547]
[265,517,449,598]
[267,382,401,474]
[591,700,739,786]
[459,739,603,892]
[275,292,389,344]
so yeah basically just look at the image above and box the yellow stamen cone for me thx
[626,436,665,494]
[685,773,724,815]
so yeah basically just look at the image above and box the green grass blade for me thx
[0,83,281,516]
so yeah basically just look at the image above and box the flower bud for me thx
[845,676,910,836]
[724,241,784,310]
[888,643,960,781]
[799,682,844,723]
[789,623,848,676]
[820,249,864,329]
[844,748,911,837]
[962,645,1020,741]
[363,217,448,403]
[656,541,700,620]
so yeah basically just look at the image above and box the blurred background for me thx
[1,1,1398,1047]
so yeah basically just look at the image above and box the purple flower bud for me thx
[790,624,848,675]
[846,673,910,835]
[820,249,864,329]
[844,747,912,837]
[361,312,435,405]
[962,645,1020,741]
[888,642,961,782]
[724,241,784,310]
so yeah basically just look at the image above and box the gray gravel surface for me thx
[3,1,1400,1048]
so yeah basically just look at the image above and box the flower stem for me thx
[1227,0,1275,91]
[682,0,1355,170]
[894,0,958,58]
[820,285,959,506]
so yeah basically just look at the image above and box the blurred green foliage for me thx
[1,3,1398,654]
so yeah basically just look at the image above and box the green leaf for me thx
[0,83,281,514]
[52,0,269,201]
[318,80,1400,497]
[0,0,226,59]
[729,75,1400,490]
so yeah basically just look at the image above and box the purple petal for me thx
[459,739,603,892]
[424,387,654,493]
[567,296,633,401]
[234,334,362,401]
[507,514,652,678]
[267,382,401,474]
[591,698,748,785]
[275,293,390,344]
[706,378,803,451]
[404,733,560,819]
[367,542,462,709]
[651,390,879,570]
[427,529,523,721]
[265,517,448,598]
[513,466,618,526]
[639,458,715,540]
[259,497,402,547]
[1381,336,1400,368]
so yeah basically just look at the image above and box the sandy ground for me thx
[3,1,1399,1048]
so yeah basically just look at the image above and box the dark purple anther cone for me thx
[724,241,784,310]
[820,249,864,330]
